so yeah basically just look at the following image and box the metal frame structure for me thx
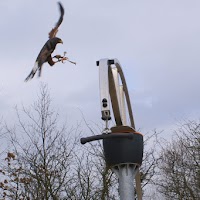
[98,58,135,128]
[98,58,142,200]
[81,58,143,200]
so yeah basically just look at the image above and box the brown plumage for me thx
[49,2,64,39]
[25,2,64,82]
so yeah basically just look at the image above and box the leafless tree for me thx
[0,83,162,200]
[0,84,79,200]
[67,121,161,200]
[156,120,200,199]
[139,130,161,199]
[64,122,118,200]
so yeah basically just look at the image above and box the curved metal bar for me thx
[115,61,135,129]
[80,133,134,144]
[108,65,122,125]
[108,59,136,129]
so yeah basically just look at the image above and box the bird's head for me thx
[51,37,63,45]
[56,37,63,44]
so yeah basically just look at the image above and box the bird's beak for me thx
[59,39,63,44]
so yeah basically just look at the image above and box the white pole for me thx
[113,164,138,200]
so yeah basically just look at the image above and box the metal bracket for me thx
[80,133,134,144]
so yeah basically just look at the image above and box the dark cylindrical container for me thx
[103,131,143,167]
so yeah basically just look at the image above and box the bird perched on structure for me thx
[25,2,75,82]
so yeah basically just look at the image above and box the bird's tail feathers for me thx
[24,62,39,82]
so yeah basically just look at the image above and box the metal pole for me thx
[113,164,138,200]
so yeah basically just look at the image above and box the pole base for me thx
[113,163,139,200]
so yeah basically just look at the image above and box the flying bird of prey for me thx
[25,2,71,82]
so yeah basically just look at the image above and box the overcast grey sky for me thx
[0,0,200,136]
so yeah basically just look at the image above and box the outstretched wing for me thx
[49,2,64,39]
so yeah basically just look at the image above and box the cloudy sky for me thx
[0,0,200,137]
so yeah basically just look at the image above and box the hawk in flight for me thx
[25,2,75,82]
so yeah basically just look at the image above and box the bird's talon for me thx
[53,52,76,65]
